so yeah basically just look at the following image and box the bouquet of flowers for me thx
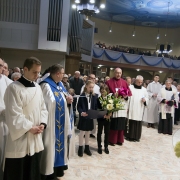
[99,93,124,121]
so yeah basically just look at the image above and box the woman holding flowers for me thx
[77,80,98,157]
[106,68,132,146]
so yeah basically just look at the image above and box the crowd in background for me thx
[1,57,180,180]
[1,60,179,90]
[95,41,180,60]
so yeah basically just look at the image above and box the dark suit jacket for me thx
[69,77,84,95]
[77,93,98,115]
[97,96,106,122]
[77,93,98,131]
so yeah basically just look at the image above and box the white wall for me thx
[1,48,65,73]
[38,0,70,52]
[92,17,180,56]
[0,0,71,53]
[0,22,39,50]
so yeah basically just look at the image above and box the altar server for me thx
[126,75,148,142]
[3,57,48,180]
[145,75,162,128]
[157,80,178,135]
[0,58,12,179]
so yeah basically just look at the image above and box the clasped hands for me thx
[29,124,45,135]
[66,95,73,104]
[81,112,88,117]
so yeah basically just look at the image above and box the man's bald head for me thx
[114,68,122,79]
[0,58,4,74]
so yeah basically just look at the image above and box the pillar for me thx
[65,52,81,75]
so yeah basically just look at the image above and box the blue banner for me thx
[93,47,179,69]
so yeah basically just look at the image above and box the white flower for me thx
[107,104,114,111]
[108,100,113,104]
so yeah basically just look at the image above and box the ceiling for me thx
[94,0,180,28]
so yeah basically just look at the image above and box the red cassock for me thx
[106,77,132,144]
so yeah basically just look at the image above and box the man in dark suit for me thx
[69,71,84,95]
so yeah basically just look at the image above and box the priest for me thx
[145,74,162,128]
[0,58,12,179]
[157,80,178,135]
[125,75,148,142]
[106,68,132,146]
[3,57,48,180]
[40,64,75,180]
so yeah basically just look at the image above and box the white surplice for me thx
[40,82,75,175]
[4,81,48,159]
[128,85,149,121]
[157,87,178,124]
[0,75,12,177]
[144,81,162,123]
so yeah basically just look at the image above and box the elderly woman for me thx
[11,72,21,81]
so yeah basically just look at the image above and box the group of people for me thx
[95,41,180,60]
[0,56,179,180]
[0,57,74,180]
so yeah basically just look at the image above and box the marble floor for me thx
[63,124,180,180]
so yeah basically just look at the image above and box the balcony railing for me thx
[93,47,180,70]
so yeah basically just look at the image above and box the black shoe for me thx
[90,134,96,138]
[151,124,155,128]
[84,145,92,156]
[136,139,140,142]
[175,122,178,125]
[98,148,102,154]
[78,146,83,157]
[108,142,115,146]
[116,142,123,146]
[104,147,109,154]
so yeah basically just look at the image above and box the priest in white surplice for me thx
[145,74,162,128]
[3,57,48,180]
[40,64,75,180]
[157,80,178,135]
[125,75,148,142]
[0,59,12,179]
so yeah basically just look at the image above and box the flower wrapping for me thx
[117,87,130,97]
[99,93,124,121]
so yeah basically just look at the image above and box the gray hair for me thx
[136,75,143,80]
[75,71,80,74]
[11,72,21,80]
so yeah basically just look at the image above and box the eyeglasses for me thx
[89,77,96,79]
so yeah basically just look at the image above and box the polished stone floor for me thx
[63,124,180,180]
